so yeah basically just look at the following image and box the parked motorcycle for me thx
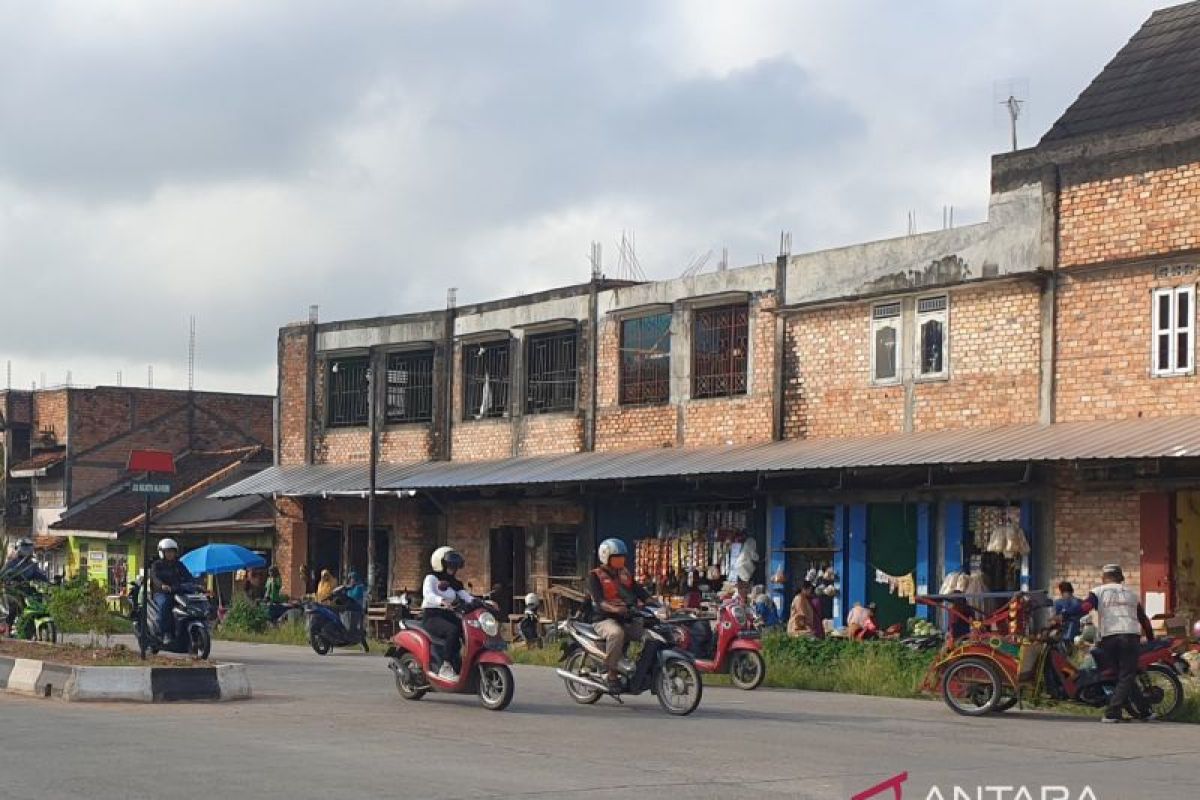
[667,600,765,690]
[133,582,212,659]
[2,581,57,643]
[386,598,514,711]
[556,606,703,716]
[305,586,369,655]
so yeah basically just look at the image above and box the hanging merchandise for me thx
[963,572,989,596]
[873,568,916,603]
[1002,523,1031,560]
[940,571,963,595]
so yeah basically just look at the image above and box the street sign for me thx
[127,450,176,474]
[130,480,172,495]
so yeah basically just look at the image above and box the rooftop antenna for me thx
[116,369,122,387]
[589,241,603,281]
[446,287,457,309]
[188,315,196,391]
[308,304,319,324]
[147,365,154,389]
[994,78,1029,152]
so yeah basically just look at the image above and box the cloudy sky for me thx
[0,0,1169,394]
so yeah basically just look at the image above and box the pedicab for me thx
[917,590,1190,719]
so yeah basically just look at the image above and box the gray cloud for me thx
[0,0,1170,393]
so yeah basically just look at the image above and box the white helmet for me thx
[430,546,464,573]
[524,592,540,611]
[157,538,179,557]
[597,538,628,566]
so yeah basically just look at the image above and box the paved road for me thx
[2,640,1196,800]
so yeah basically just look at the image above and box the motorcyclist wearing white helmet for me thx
[422,546,474,680]
[150,538,194,644]
[587,538,653,691]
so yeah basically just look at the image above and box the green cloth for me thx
[264,576,283,604]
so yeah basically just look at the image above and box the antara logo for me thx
[924,790,1099,800]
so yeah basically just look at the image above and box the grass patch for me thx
[215,620,310,647]
[509,645,567,667]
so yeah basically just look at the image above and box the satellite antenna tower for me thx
[188,315,196,391]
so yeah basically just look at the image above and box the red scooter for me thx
[386,599,515,711]
[669,600,766,690]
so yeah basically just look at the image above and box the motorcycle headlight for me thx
[478,611,500,638]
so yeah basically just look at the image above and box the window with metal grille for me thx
[871,302,902,384]
[463,340,511,420]
[1152,285,1196,376]
[619,313,671,405]
[327,356,370,427]
[917,295,948,379]
[386,350,434,423]
[526,328,578,413]
[691,304,748,399]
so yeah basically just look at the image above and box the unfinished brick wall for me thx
[279,328,311,466]
[274,496,310,597]
[1056,264,1200,421]
[785,304,904,439]
[1053,473,1142,594]
[316,426,435,465]
[1059,161,1200,269]
[913,282,1042,431]
[32,390,68,444]
[594,311,679,451]
[516,413,584,457]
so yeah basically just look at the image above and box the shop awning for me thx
[210,415,1200,499]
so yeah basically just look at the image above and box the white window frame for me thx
[1151,285,1196,377]
[870,301,903,386]
[915,294,950,381]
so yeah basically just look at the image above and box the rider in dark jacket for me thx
[2,539,49,583]
[149,539,195,642]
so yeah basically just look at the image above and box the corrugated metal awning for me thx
[210,415,1200,499]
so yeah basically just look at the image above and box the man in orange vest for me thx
[587,538,653,691]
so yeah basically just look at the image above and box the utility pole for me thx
[366,350,379,602]
[1003,94,1023,152]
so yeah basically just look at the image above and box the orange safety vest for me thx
[592,567,634,603]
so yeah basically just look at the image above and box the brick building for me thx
[220,4,1200,630]
[2,385,272,582]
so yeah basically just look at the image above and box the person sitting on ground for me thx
[751,584,781,629]
[149,538,195,643]
[1053,581,1085,646]
[787,582,823,638]
[846,601,869,638]
[316,569,337,603]
[852,603,880,641]
[422,546,475,680]
[587,538,655,692]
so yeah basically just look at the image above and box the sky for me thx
[0,0,1172,395]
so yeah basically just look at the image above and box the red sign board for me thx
[127,449,176,474]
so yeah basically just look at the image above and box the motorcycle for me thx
[305,586,370,655]
[133,582,212,659]
[667,600,765,690]
[2,582,57,643]
[556,606,704,716]
[386,598,515,711]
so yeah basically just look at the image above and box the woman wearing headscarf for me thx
[316,569,337,603]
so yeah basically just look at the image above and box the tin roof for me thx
[9,448,66,478]
[210,415,1200,498]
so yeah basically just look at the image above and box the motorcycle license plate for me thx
[485,639,509,651]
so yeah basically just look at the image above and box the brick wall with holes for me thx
[32,390,68,445]
[594,311,678,451]
[445,500,585,596]
[516,414,584,457]
[1059,161,1200,269]
[279,328,311,466]
[912,282,1042,431]
[785,304,904,439]
[1052,471,1143,594]
[1055,261,1200,423]
[316,426,435,465]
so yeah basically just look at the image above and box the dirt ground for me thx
[0,639,204,667]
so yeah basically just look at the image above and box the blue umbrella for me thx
[180,544,266,577]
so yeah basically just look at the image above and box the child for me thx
[1053,581,1085,644]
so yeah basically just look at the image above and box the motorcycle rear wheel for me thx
[310,632,332,656]
[1132,664,1184,720]
[36,620,58,644]
[392,653,428,700]
[728,650,766,691]
[655,657,703,716]
[477,664,514,711]
[561,650,603,704]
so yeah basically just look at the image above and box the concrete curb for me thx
[0,656,251,702]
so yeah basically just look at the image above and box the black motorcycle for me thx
[304,586,369,655]
[132,582,212,659]
[556,606,703,716]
